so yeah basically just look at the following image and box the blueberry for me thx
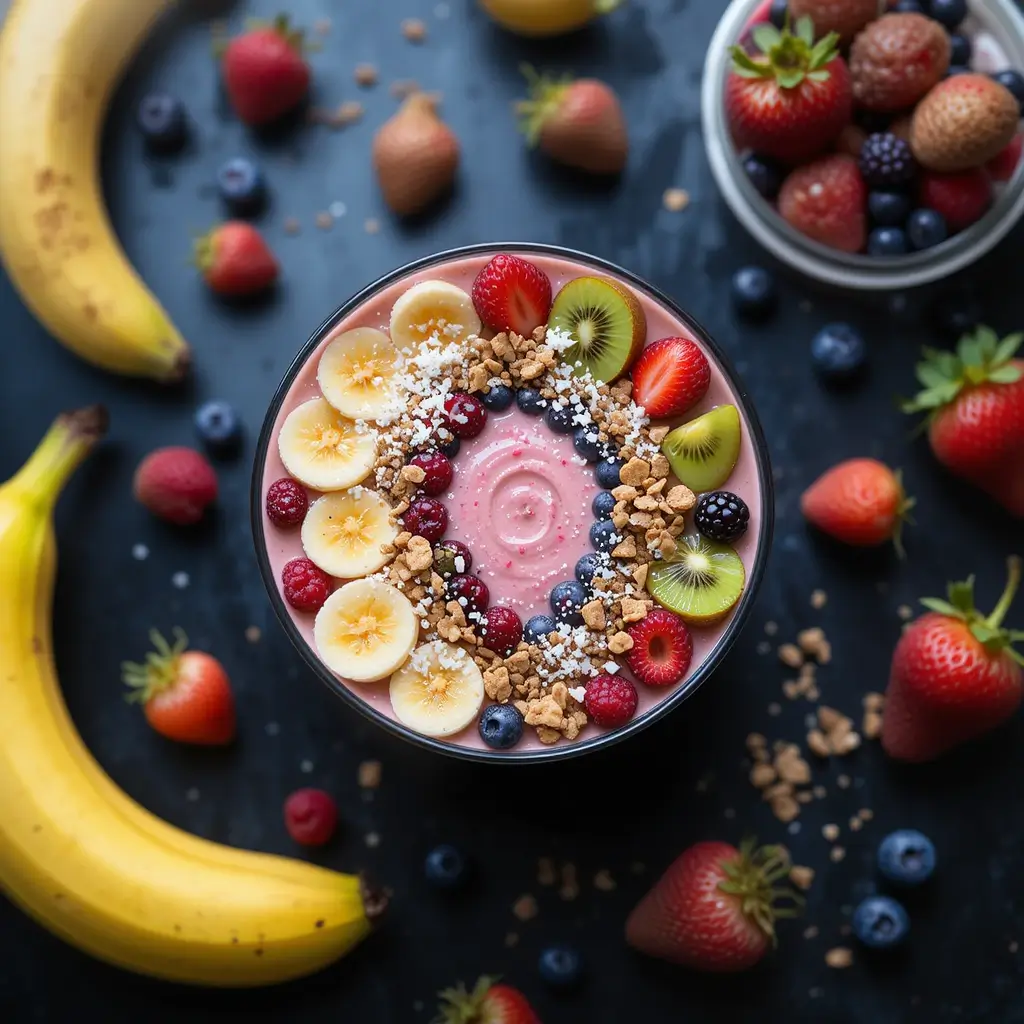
[438,430,461,458]
[893,0,924,10]
[908,209,948,250]
[524,614,558,644]
[538,946,583,991]
[949,33,972,67]
[595,457,625,489]
[516,388,546,415]
[731,267,777,320]
[867,227,910,256]
[482,384,514,411]
[575,553,603,586]
[217,158,265,215]
[545,403,577,434]
[742,153,783,199]
[811,323,867,381]
[550,581,588,626]
[993,70,1024,114]
[194,400,242,453]
[589,519,621,554]
[573,426,605,463]
[137,93,188,152]
[868,191,912,227]
[928,0,967,30]
[878,829,936,886]
[478,704,525,750]
[424,844,467,889]
[592,491,617,520]
[852,895,910,950]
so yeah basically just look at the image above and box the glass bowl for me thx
[251,244,774,763]
[701,0,1024,291]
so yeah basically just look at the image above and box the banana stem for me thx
[987,556,1022,630]
[9,406,108,507]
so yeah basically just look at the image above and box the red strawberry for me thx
[726,17,852,165]
[902,327,1024,517]
[801,458,914,552]
[472,254,553,336]
[919,169,992,232]
[789,0,883,45]
[987,133,1023,184]
[778,154,867,253]
[195,222,278,298]
[122,629,235,745]
[626,839,801,972]
[516,67,627,175]
[849,13,951,112]
[133,446,218,525]
[630,337,711,420]
[222,15,310,126]
[882,557,1024,763]
[434,976,540,1024]
[626,608,694,687]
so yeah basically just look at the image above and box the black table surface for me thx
[2,1,1023,1021]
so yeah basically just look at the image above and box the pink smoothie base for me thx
[254,248,771,759]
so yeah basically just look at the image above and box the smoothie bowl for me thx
[252,245,773,762]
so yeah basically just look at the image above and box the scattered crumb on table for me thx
[283,217,301,235]
[365,831,381,848]
[245,625,261,644]
[594,869,616,892]
[537,857,556,886]
[512,894,538,921]
[402,18,427,42]
[315,211,333,230]
[825,947,853,968]
[811,589,828,609]
[354,64,378,87]
[365,218,381,235]
[662,188,690,212]
[358,760,382,789]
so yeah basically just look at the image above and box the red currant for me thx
[403,497,448,543]
[409,450,453,496]
[282,557,332,612]
[479,606,523,656]
[444,392,487,438]
[283,788,338,846]
[446,573,490,616]
[265,477,308,528]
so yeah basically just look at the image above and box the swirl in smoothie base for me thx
[260,252,762,754]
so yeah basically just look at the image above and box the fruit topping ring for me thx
[265,253,755,749]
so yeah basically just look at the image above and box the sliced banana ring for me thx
[389,280,481,352]
[278,397,377,492]
[317,327,402,422]
[301,487,398,580]
[389,640,485,738]
[313,578,418,683]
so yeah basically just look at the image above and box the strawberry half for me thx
[630,337,711,420]
[626,608,694,687]
[471,254,553,337]
[626,839,802,972]
[434,976,540,1024]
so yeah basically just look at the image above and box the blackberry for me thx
[859,133,916,188]
[694,491,750,543]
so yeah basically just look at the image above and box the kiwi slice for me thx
[548,276,646,383]
[661,404,741,493]
[647,535,746,626]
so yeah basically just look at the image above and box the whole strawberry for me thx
[882,557,1023,763]
[849,13,950,112]
[515,66,627,175]
[789,0,883,46]
[778,153,867,253]
[222,15,310,126]
[195,222,279,298]
[626,839,801,972]
[726,17,852,165]
[122,629,236,745]
[919,169,992,232]
[903,327,1024,517]
[133,446,218,525]
[801,457,914,553]
[472,253,553,336]
[434,976,540,1024]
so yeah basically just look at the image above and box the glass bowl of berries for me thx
[252,244,773,762]
[702,0,1024,290]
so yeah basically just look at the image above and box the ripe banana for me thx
[318,328,402,421]
[277,398,379,491]
[0,0,190,381]
[478,0,622,38]
[389,280,481,350]
[390,641,485,738]
[0,408,386,986]
[302,488,398,579]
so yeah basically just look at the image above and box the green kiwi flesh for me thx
[548,276,646,384]
[647,535,746,625]
[661,404,741,493]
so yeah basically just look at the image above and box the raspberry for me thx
[282,557,332,613]
[433,539,473,579]
[584,674,638,728]
[133,446,218,526]
[627,609,694,688]
[409,450,453,496]
[265,477,308,528]
[403,497,448,542]
[479,606,523,657]
[444,392,487,438]
[446,574,490,616]
[283,788,338,846]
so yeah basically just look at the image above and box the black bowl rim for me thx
[250,242,775,764]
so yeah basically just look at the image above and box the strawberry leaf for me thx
[807,70,829,82]
[948,578,977,614]
[920,598,961,618]
[796,16,815,47]
[730,47,772,77]
[994,332,1024,363]
[776,68,806,89]
[990,364,1023,384]
[751,23,782,54]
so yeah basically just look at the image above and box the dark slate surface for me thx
[1,1,1023,1021]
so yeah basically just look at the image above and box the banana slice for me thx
[317,327,403,422]
[389,640,485,738]
[278,398,377,491]
[301,487,398,579]
[313,578,418,683]
[389,280,481,352]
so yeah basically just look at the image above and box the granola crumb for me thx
[283,217,301,235]
[315,211,333,230]
[537,857,556,886]
[804,925,820,939]
[512,894,538,921]
[778,643,804,669]
[810,589,828,610]
[354,63,378,87]
[594,869,616,892]
[790,866,815,891]
[897,604,914,621]
[764,621,779,636]
[830,845,847,863]
[365,218,381,235]
[858,808,874,821]
[505,931,519,948]
[822,823,840,842]
[401,18,427,42]
[849,816,863,832]
[662,188,690,212]
[244,625,262,644]
[837,773,852,789]
[358,760,382,789]
[558,863,579,901]
[812,785,827,799]
[825,947,854,969]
